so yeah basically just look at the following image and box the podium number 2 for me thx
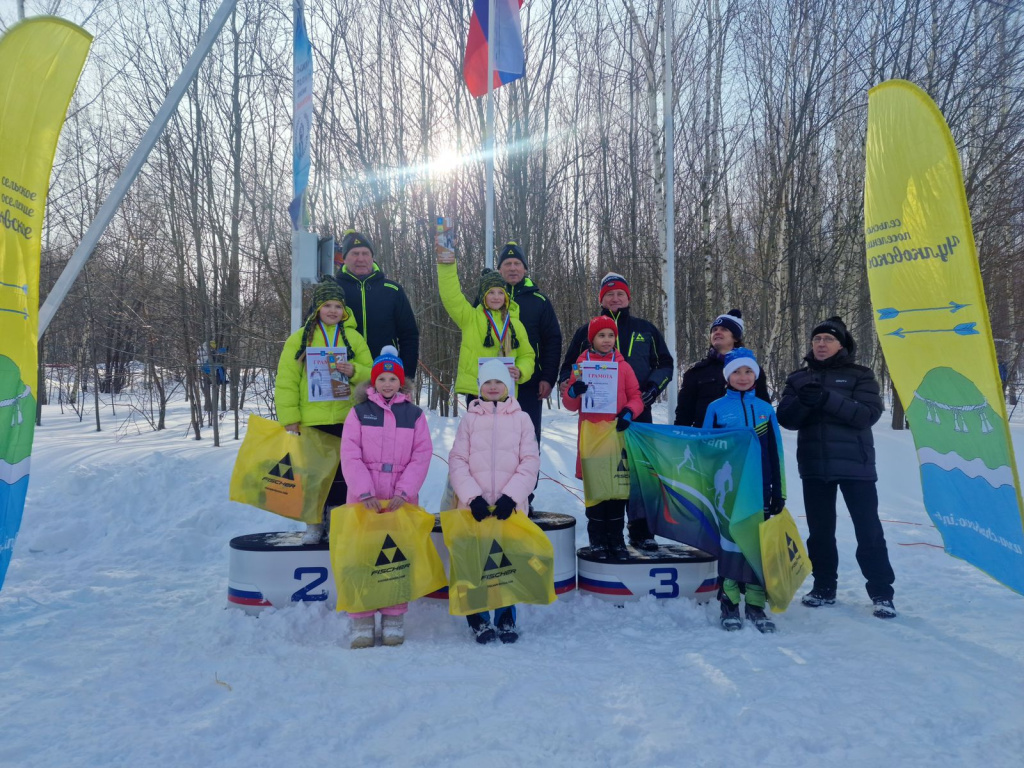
[291,567,329,602]
[649,567,679,599]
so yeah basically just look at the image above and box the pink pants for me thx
[349,603,408,619]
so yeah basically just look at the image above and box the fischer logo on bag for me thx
[482,540,516,583]
[372,534,410,576]
[267,453,295,481]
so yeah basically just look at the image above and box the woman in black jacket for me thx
[777,316,896,619]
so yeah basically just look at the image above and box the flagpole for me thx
[664,0,678,416]
[39,0,238,334]
[484,0,496,269]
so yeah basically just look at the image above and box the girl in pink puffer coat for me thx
[341,347,432,649]
[447,359,540,645]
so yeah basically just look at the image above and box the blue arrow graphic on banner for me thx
[0,280,29,294]
[876,301,969,320]
[887,322,979,339]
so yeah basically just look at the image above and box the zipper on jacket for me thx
[490,401,498,502]
[359,279,368,336]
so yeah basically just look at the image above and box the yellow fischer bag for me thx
[228,415,340,523]
[760,508,812,613]
[330,503,447,613]
[580,420,631,505]
[440,508,556,616]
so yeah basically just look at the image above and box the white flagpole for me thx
[39,0,238,333]
[664,0,678,415]
[485,0,496,269]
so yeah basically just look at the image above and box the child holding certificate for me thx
[562,316,643,559]
[274,279,373,543]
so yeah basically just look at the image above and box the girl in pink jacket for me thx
[341,347,432,649]
[448,359,540,644]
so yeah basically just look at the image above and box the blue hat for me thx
[723,348,759,381]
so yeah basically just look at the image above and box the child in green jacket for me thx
[437,257,535,403]
[274,279,372,543]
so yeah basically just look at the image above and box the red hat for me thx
[598,272,631,303]
[371,345,405,387]
[588,316,618,345]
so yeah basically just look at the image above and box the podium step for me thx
[577,543,718,603]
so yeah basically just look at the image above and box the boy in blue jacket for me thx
[703,348,786,633]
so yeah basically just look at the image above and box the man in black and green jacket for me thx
[333,231,420,379]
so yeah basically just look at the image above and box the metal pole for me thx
[484,0,496,269]
[38,0,239,334]
[664,0,678,416]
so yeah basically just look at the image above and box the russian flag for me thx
[464,0,525,98]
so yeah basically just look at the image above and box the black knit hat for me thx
[710,309,744,342]
[811,315,856,355]
[497,241,527,270]
[340,229,374,257]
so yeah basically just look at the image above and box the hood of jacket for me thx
[467,396,523,417]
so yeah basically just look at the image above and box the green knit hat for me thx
[295,279,349,360]
[477,269,507,306]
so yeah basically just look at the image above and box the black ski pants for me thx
[802,478,895,601]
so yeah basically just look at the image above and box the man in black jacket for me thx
[333,230,420,378]
[558,272,674,550]
[777,316,897,619]
[674,309,770,428]
[497,242,563,447]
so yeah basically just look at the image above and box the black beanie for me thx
[497,241,527,270]
[812,315,855,354]
[710,309,744,342]
[340,230,374,257]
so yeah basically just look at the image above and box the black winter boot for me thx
[628,519,658,552]
[587,520,609,560]
[606,522,629,561]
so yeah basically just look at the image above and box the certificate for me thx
[579,361,618,414]
[306,346,349,401]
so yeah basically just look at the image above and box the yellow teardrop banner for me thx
[0,17,92,591]
[865,79,1024,594]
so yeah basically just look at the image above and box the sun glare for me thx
[429,146,465,176]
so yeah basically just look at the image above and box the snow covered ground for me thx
[2,396,1024,768]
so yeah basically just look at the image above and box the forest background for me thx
[5,0,1022,443]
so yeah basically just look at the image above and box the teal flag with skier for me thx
[624,423,765,584]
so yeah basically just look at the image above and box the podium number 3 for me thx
[291,567,329,601]
[649,567,679,599]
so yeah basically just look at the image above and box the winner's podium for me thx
[227,511,578,615]
[577,543,718,603]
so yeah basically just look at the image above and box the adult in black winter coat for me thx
[332,231,420,379]
[557,272,674,422]
[777,316,896,619]
[674,309,770,427]
[558,272,673,551]
[495,242,563,447]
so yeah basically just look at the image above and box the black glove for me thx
[469,496,492,522]
[493,494,517,520]
[797,382,824,408]
[616,408,634,432]
[640,382,660,406]
[767,497,786,518]
[567,380,589,399]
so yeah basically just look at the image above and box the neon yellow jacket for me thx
[274,309,373,427]
[437,261,535,396]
